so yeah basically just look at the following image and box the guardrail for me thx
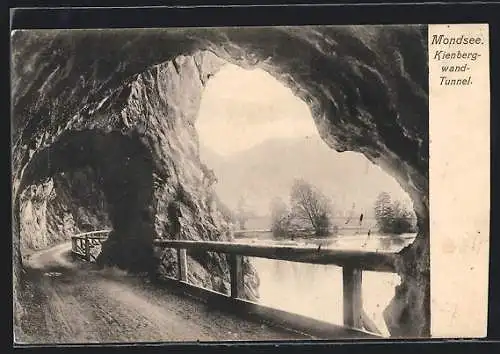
[153,239,399,337]
[71,230,111,262]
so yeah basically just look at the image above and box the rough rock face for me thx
[85,51,260,299]
[19,167,111,255]
[11,26,429,336]
[14,49,261,300]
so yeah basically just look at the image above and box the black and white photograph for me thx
[11,24,434,344]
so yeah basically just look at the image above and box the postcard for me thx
[11,22,490,344]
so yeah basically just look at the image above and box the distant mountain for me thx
[199,144,225,171]
[199,136,413,224]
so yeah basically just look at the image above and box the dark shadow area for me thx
[18,129,156,274]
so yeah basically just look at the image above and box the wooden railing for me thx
[71,230,111,262]
[153,239,400,337]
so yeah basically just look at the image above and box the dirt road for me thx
[15,242,309,344]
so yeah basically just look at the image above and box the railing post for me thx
[229,254,244,299]
[343,266,363,329]
[361,309,382,335]
[177,248,187,281]
[85,237,91,262]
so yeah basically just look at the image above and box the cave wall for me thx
[19,129,156,272]
[11,26,429,336]
[19,167,111,255]
[15,50,260,299]
[75,50,260,298]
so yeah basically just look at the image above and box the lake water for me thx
[235,233,416,337]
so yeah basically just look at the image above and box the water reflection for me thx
[252,258,343,327]
[236,232,415,252]
[238,233,415,337]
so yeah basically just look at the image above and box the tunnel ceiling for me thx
[11,26,428,217]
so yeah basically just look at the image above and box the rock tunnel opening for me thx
[12,26,429,338]
[194,61,419,335]
[18,167,112,262]
[16,129,157,273]
[196,62,417,240]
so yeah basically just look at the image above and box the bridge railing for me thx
[153,239,400,337]
[71,230,112,262]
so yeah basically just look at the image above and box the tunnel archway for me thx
[17,129,157,272]
[196,62,417,234]
[11,26,429,337]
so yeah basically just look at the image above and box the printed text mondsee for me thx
[431,34,484,46]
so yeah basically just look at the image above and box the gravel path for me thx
[15,242,310,344]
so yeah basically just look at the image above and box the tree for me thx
[391,200,415,234]
[289,179,333,237]
[236,196,249,230]
[270,197,291,238]
[201,163,218,188]
[374,192,394,233]
[374,192,415,234]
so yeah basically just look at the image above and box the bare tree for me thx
[289,179,332,236]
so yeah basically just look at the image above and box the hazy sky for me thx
[196,64,317,156]
[195,63,413,215]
